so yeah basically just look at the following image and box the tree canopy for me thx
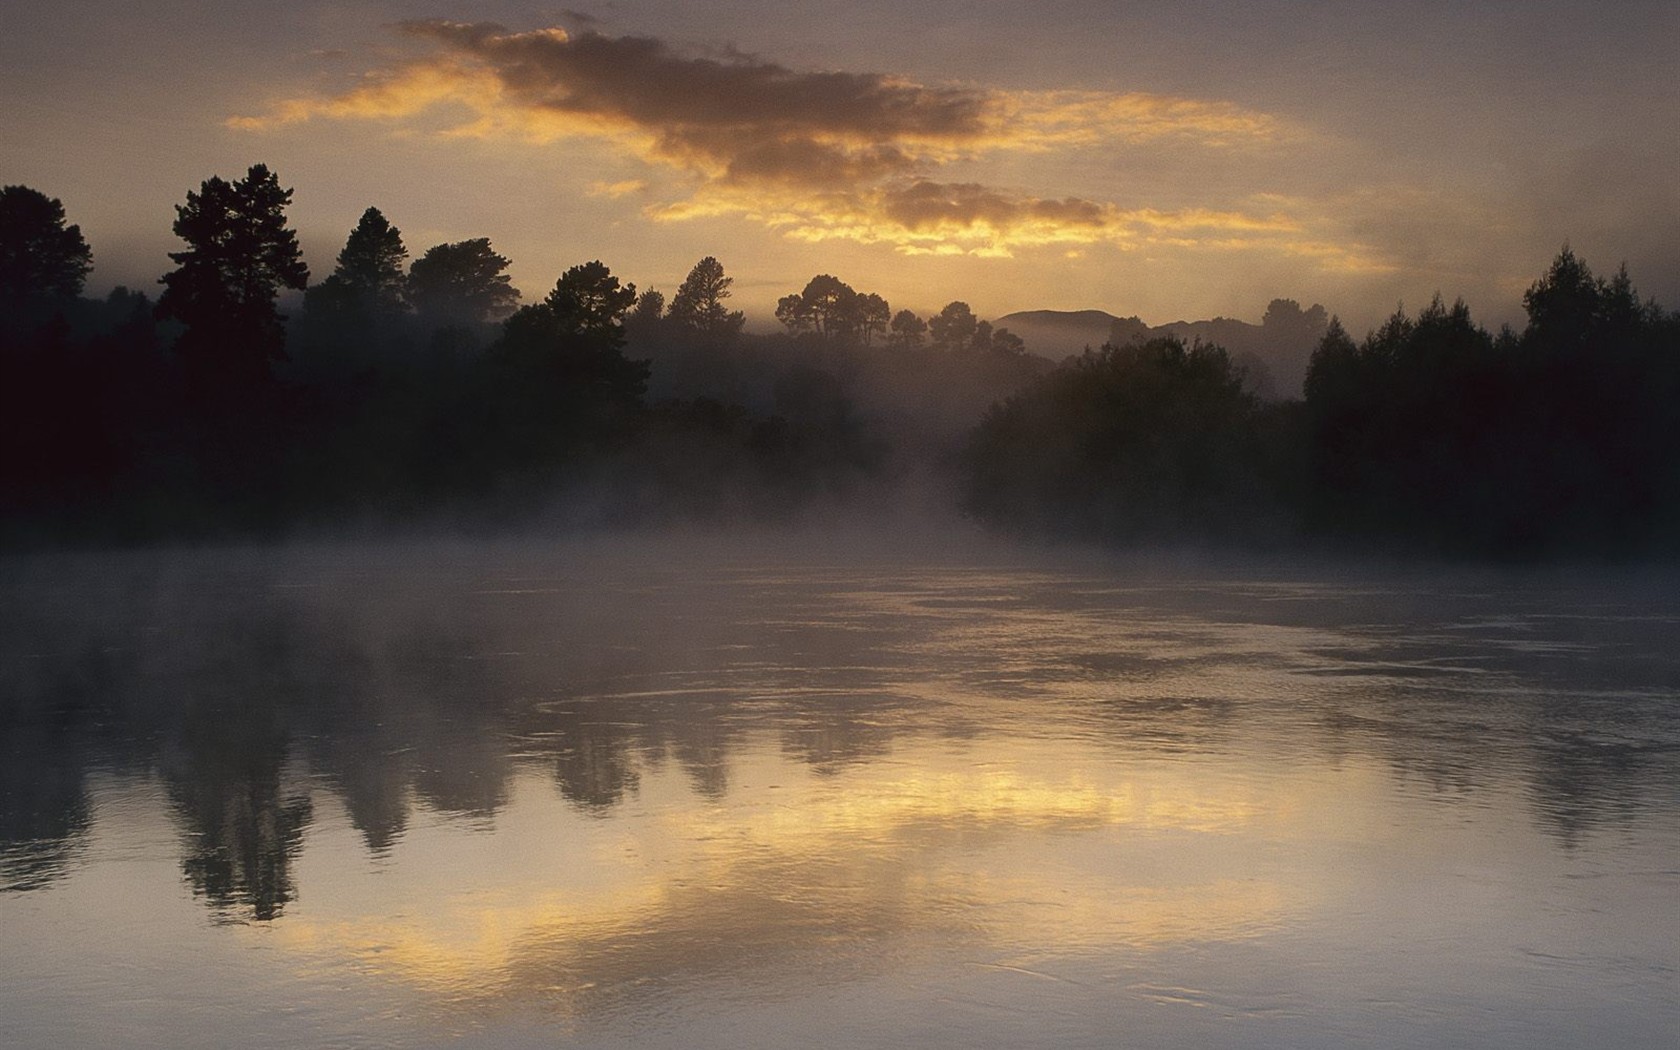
[331,207,408,313]
[928,301,978,350]
[0,185,94,301]
[889,309,927,349]
[668,256,745,341]
[490,260,649,467]
[964,337,1265,539]
[407,238,519,326]
[7,164,1679,561]
[777,274,862,339]
[543,260,638,341]
[156,164,308,388]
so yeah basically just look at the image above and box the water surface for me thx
[3,539,1678,1048]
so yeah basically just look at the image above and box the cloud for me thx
[233,21,1380,266]
[588,179,648,199]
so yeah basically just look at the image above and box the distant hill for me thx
[995,310,1120,359]
[998,300,1328,399]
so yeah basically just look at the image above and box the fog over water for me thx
[2,534,1678,1049]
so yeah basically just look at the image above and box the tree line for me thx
[3,168,1678,556]
[0,168,1038,541]
[966,251,1680,555]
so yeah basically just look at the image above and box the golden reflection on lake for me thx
[3,541,1678,1049]
[257,734,1322,1018]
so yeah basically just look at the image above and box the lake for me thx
[3,536,1678,1048]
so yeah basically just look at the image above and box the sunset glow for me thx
[6,1,1675,327]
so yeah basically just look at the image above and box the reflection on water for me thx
[2,541,1678,1048]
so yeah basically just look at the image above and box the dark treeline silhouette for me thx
[962,252,1680,556]
[962,336,1295,543]
[1,169,1045,542]
[3,169,1678,555]
[1300,255,1680,554]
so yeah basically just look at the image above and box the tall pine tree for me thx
[157,164,308,394]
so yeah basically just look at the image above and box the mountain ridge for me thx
[996,302,1328,398]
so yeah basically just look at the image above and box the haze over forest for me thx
[5,5,1680,556]
[3,164,1678,557]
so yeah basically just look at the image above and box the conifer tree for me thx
[157,164,308,388]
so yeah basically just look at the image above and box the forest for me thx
[3,166,1678,557]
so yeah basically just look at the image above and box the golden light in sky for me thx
[4,1,1676,328]
[230,22,1379,270]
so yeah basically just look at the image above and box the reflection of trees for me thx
[0,726,90,892]
[528,698,744,812]
[669,710,733,799]
[164,708,311,922]
[1318,680,1674,846]
[168,764,311,922]
[1292,586,1680,842]
[318,733,410,853]
[552,723,641,812]
[1528,730,1651,847]
[411,728,512,820]
[780,698,898,775]
[7,552,1677,916]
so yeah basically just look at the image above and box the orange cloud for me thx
[233,21,1382,268]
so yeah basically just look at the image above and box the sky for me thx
[4,0,1677,333]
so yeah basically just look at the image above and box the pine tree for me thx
[0,185,93,301]
[667,256,745,340]
[408,239,519,326]
[331,206,409,314]
[157,164,308,390]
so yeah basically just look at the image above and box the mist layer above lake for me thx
[2,538,1677,1049]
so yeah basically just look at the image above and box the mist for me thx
[6,167,1680,1050]
[6,175,1678,561]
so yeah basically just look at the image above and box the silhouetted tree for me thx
[407,238,519,326]
[307,206,409,317]
[1261,298,1328,343]
[1522,246,1604,356]
[1303,295,1533,547]
[964,336,1268,540]
[489,260,649,467]
[627,288,665,330]
[929,301,978,351]
[544,260,638,339]
[857,292,891,346]
[668,256,745,341]
[0,185,92,302]
[776,274,860,340]
[156,164,308,394]
[1259,297,1328,395]
[774,293,813,334]
[989,326,1026,355]
[889,309,926,349]
[1301,316,1357,407]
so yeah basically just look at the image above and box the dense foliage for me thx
[0,169,1043,541]
[964,338,1279,541]
[2,168,1677,557]
[1300,256,1680,554]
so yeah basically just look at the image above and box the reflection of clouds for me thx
[228,21,1393,268]
[263,742,1298,1016]
[5,545,1676,944]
